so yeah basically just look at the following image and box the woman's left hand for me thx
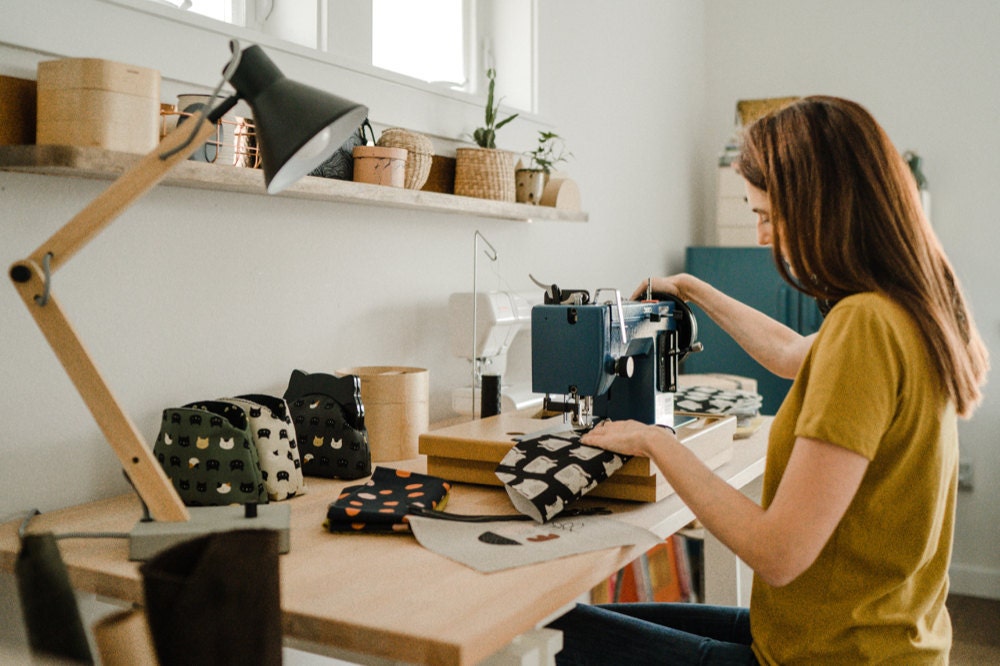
[580,419,674,458]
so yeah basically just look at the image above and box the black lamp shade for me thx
[228,45,368,194]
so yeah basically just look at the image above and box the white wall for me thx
[0,0,702,509]
[0,0,705,657]
[701,0,1000,598]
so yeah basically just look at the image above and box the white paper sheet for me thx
[408,514,661,573]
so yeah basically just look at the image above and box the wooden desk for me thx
[0,419,769,666]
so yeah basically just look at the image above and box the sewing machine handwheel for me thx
[662,295,699,358]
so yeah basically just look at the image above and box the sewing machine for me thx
[531,287,702,428]
[422,285,727,503]
[448,290,544,416]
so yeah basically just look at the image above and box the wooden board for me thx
[0,145,588,223]
[419,414,737,501]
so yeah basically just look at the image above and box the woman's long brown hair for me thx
[737,96,988,417]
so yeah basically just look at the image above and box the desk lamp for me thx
[9,40,367,556]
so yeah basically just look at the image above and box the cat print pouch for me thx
[283,370,372,480]
[153,400,268,506]
[222,394,306,501]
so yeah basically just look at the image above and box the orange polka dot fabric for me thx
[326,467,451,533]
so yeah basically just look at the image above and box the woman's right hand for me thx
[631,274,697,302]
[639,271,813,379]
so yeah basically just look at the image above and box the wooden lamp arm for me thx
[7,278,189,522]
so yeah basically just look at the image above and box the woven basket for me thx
[377,127,433,189]
[454,147,515,202]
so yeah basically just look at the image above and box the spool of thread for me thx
[480,374,501,418]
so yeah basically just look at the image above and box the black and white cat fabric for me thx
[495,430,628,522]
[674,385,762,422]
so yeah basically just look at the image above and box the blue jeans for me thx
[547,603,758,665]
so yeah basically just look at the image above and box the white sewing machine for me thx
[448,290,544,416]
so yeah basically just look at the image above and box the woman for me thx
[550,96,988,664]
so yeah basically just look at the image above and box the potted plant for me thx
[454,69,519,201]
[471,68,519,149]
[516,131,571,204]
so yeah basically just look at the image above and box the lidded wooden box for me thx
[36,58,160,154]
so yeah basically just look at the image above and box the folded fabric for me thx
[495,431,628,523]
[674,385,762,419]
[326,467,451,533]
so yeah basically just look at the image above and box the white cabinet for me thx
[713,165,757,246]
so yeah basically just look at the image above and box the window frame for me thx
[1,0,545,152]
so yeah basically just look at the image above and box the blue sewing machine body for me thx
[531,293,699,427]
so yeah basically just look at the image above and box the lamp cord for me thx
[159,38,244,161]
[14,470,157,541]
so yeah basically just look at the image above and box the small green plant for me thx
[472,68,518,149]
[525,130,572,173]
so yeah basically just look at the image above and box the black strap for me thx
[408,505,612,523]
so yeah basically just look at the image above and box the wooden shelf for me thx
[0,145,588,223]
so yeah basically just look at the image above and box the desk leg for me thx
[703,476,762,608]
[703,531,751,607]
[480,628,563,666]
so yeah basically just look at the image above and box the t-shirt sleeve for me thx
[795,298,902,460]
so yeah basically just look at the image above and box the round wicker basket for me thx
[454,147,515,202]
[376,128,433,189]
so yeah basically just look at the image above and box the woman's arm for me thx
[634,274,814,379]
[581,422,868,587]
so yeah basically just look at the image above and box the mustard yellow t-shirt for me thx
[750,292,957,665]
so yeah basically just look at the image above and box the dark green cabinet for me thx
[682,246,822,415]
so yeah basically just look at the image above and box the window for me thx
[146,0,535,112]
[372,0,466,89]
[158,0,242,24]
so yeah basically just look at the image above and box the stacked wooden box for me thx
[419,413,736,502]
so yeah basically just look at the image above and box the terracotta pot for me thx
[352,145,406,187]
